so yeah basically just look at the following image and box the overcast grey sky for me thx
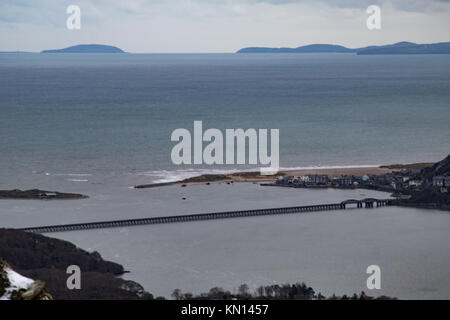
[1,0,449,52]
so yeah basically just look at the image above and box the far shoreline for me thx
[134,162,434,189]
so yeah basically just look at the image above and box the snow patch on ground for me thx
[0,267,34,300]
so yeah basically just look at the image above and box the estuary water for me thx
[2,183,449,299]
[0,53,449,299]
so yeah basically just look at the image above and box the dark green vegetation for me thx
[0,229,154,299]
[172,283,395,300]
[237,41,450,54]
[0,189,87,200]
[421,155,450,179]
[380,162,433,170]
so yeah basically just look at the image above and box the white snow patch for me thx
[0,267,34,300]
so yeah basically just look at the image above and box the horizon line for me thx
[2,40,450,54]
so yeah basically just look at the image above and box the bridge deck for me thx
[19,199,392,234]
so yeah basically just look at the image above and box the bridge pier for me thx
[364,202,374,208]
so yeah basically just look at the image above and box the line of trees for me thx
[172,282,396,300]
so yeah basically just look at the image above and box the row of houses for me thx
[432,176,450,187]
[276,174,359,187]
[275,171,450,193]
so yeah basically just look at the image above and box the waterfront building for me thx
[334,175,354,186]
[408,180,422,187]
[433,176,450,187]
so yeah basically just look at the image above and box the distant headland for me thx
[41,44,125,54]
[3,42,449,54]
[237,41,450,55]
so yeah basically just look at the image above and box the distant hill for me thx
[237,44,355,54]
[237,41,450,54]
[357,42,450,55]
[41,44,125,54]
[356,41,417,52]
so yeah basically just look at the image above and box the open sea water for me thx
[0,53,449,189]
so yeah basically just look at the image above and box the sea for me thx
[0,52,449,299]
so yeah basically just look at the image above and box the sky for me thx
[0,0,449,52]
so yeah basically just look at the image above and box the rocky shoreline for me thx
[0,228,155,300]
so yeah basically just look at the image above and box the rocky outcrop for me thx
[0,229,154,300]
[0,189,87,200]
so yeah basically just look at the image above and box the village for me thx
[264,166,450,200]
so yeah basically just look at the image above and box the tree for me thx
[238,284,249,297]
[172,289,182,300]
